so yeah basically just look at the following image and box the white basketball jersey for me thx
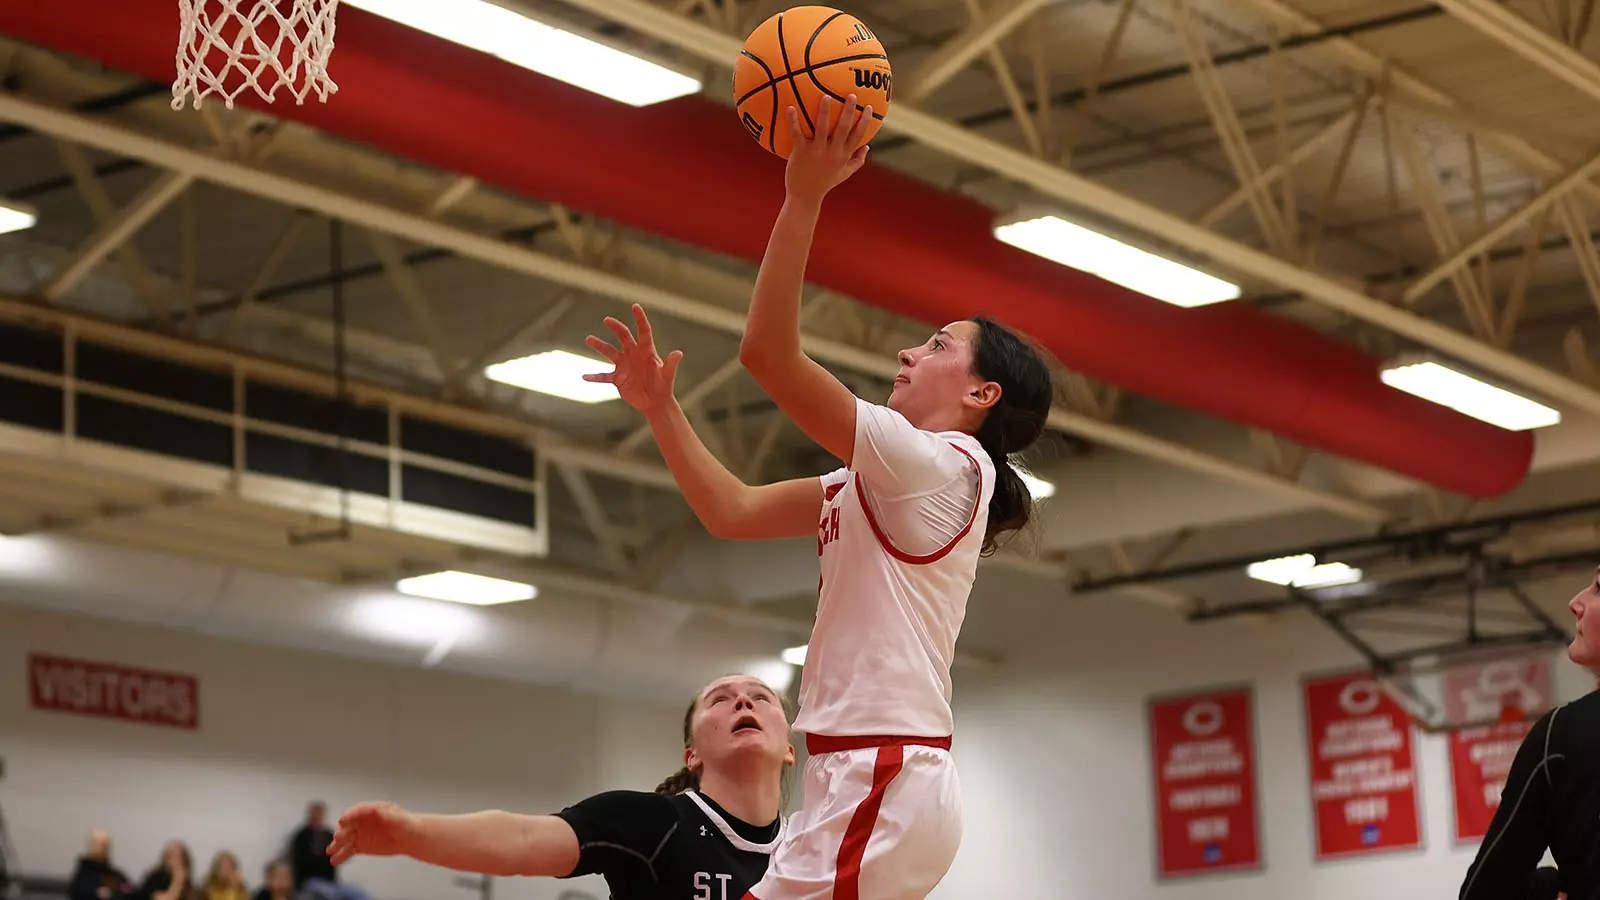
[791,399,995,739]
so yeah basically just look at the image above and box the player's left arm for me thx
[1459,709,1562,900]
[740,97,874,466]
[739,193,858,466]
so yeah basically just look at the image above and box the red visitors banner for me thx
[1445,656,1552,842]
[28,653,199,730]
[1147,686,1262,877]
[1302,670,1422,859]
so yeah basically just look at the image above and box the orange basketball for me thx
[733,6,891,159]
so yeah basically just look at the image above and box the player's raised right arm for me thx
[327,803,579,878]
[585,304,821,541]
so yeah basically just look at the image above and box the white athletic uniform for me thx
[746,398,994,900]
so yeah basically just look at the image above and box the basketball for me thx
[733,6,892,158]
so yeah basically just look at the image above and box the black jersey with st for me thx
[556,790,781,900]
[1460,690,1600,900]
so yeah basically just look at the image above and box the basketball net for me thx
[172,0,341,111]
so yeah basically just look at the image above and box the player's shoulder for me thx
[558,789,676,824]
[934,429,991,482]
[1550,689,1600,740]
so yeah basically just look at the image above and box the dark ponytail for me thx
[968,316,1053,556]
[654,765,700,795]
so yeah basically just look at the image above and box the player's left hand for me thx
[783,94,873,202]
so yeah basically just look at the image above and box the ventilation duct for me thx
[0,0,1536,497]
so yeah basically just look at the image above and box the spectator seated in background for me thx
[201,853,247,900]
[289,803,367,900]
[134,841,196,900]
[250,861,292,900]
[68,829,132,900]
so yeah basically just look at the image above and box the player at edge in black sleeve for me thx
[1459,567,1600,900]
[325,674,796,900]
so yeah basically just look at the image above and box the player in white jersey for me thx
[584,94,1053,900]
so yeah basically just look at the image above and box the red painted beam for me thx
[0,0,1535,496]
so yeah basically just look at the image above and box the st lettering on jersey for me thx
[693,871,735,900]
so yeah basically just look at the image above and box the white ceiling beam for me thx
[1198,97,1370,228]
[365,229,473,399]
[1403,148,1600,304]
[1225,0,1600,210]
[1432,0,1600,105]
[52,139,169,319]
[0,91,1390,524]
[41,170,193,303]
[903,0,1053,103]
[1167,0,1296,257]
[555,462,633,571]
[544,0,1600,426]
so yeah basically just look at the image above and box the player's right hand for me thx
[584,304,683,415]
[327,801,413,864]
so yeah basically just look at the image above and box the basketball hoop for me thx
[172,0,342,111]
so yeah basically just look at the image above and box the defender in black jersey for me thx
[1460,570,1600,900]
[556,789,781,900]
[326,674,794,900]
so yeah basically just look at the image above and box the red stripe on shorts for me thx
[833,744,906,900]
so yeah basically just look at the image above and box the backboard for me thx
[1374,644,1556,734]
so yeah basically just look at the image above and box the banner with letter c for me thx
[28,653,200,730]
[1147,685,1262,877]
[1301,670,1422,860]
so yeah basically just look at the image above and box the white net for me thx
[173,0,342,111]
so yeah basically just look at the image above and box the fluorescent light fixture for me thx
[349,595,483,644]
[0,199,38,235]
[1380,357,1560,432]
[344,0,701,106]
[395,570,538,605]
[485,348,620,404]
[1018,469,1056,500]
[994,214,1241,308]
[1246,553,1363,588]
[781,644,808,666]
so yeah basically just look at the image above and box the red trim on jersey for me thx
[853,443,984,566]
[805,733,953,754]
[833,744,906,900]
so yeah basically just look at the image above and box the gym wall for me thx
[935,582,1585,900]
[3,570,1587,900]
[0,603,684,900]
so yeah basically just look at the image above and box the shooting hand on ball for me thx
[784,94,873,203]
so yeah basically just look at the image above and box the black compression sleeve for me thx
[554,790,679,881]
[1460,709,1563,900]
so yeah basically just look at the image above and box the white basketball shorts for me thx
[744,734,963,900]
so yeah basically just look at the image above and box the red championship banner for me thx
[1147,686,1262,877]
[1444,656,1551,842]
[1302,670,1422,859]
[28,653,199,730]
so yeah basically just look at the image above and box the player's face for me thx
[1568,569,1600,668]
[889,320,999,429]
[688,676,794,770]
